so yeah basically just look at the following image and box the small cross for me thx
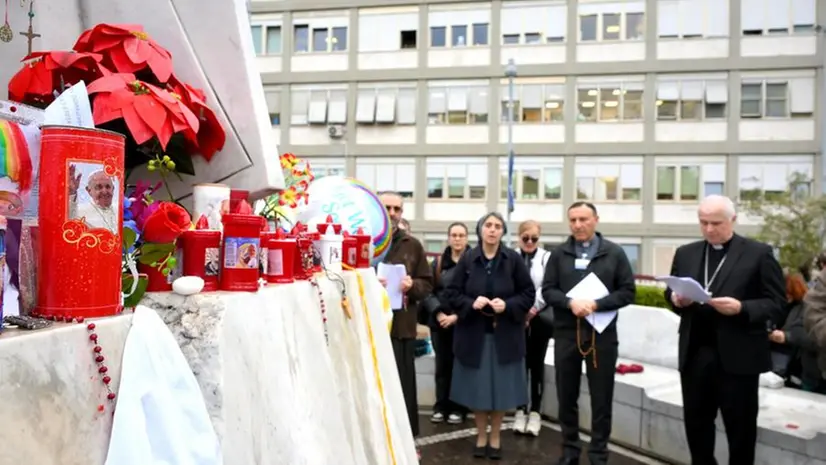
[19,2,40,56]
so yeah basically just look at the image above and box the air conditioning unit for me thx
[328,125,346,139]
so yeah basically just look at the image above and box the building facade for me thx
[249,0,823,275]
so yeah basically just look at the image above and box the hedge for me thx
[635,284,670,309]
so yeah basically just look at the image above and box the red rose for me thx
[141,202,191,243]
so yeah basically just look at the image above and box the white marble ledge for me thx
[0,315,133,465]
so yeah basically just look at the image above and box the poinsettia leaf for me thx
[122,274,148,307]
[138,242,175,264]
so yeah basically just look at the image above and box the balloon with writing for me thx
[298,176,391,265]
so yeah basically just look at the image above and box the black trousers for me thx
[555,336,618,465]
[521,326,551,413]
[681,346,759,465]
[392,337,420,437]
[430,326,467,415]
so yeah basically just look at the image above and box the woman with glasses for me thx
[444,212,535,460]
[512,220,553,436]
[428,222,471,425]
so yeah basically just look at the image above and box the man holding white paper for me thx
[541,202,635,465]
[664,195,785,465]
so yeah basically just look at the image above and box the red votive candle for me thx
[179,229,222,292]
[265,230,296,284]
[220,214,264,291]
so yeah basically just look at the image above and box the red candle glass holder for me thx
[265,230,296,284]
[179,229,222,292]
[353,228,372,269]
[342,232,358,268]
[220,214,264,292]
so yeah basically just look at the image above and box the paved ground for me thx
[416,413,667,465]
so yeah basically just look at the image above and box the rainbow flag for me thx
[0,120,33,193]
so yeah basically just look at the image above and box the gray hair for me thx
[699,194,736,220]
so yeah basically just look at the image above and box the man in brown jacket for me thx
[803,267,826,391]
[379,191,433,441]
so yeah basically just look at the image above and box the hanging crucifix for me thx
[19,0,39,54]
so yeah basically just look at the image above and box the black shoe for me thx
[472,446,486,458]
[487,446,502,460]
[556,457,579,465]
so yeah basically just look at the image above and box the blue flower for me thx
[123,220,140,254]
[124,198,134,221]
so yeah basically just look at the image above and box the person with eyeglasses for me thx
[512,220,552,437]
[427,222,471,425]
[444,212,535,460]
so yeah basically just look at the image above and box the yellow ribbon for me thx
[343,264,397,465]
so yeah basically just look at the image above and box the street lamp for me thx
[505,59,517,246]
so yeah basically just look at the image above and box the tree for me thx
[742,172,826,272]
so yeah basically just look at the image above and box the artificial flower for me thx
[87,73,200,149]
[141,201,191,244]
[278,186,300,208]
[167,75,226,161]
[73,24,173,83]
[7,51,108,105]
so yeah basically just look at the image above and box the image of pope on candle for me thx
[67,162,119,233]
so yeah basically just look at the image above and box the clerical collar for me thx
[707,237,733,252]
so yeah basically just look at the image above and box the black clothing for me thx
[541,232,636,343]
[524,326,550,413]
[444,245,535,369]
[665,234,785,465]
[541,232,635,462]
[391,337,419,437]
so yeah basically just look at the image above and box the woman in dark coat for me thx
[428,222,471,424]
[444,212,535,460]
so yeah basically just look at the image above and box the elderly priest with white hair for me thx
[664,194,785,465]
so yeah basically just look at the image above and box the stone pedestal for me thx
[140,269,416,465]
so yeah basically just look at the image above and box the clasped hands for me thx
[378,275,413,292]
[569,299,596,318]
[473,296,506,314]
[670,293,742,316]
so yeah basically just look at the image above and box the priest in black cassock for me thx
[665,195,785,465]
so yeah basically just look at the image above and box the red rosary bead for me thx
[76,317,85,323]
[89,334,98,342]
[98,366,108,374]
[95,355,105,363]
[102,376,111,384]
[86,323,96,330]
[93,346,102,353]
[107,392,116,400]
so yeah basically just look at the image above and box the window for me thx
[401,30,417,49]
[251,26,263,54]
[500,4,567,44]
[425,240,444,254]
[428,85,488,125]
[430,22,489,47]
[575,162,643,201]
[290,88,348,125]
[738,158,813,202]
[266,27,282,54]
[658,0,730,39]
[576,80,644,121]
[265,90,280,126]
[656,79,728,121]
[499,159,563,201]
[740,81,790,118]
[426,159,487,200]
[500,83,565,123]
[356,87,417,125]
[655,162,725,201]
[356,159,416,198]
[307,160,346,179]
[578,3,646,42]
[741,0,816,35]
[620,244,640,273]
[295,24,348,53]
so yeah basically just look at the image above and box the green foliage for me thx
[741,172,826,271]
[122,274,148,308]
[138,242,176,265]
[122,227,137,252]
[635,284,669,309]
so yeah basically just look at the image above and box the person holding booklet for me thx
[664,195,785,465]
[541,201,635,465]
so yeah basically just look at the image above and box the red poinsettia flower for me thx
[166,75,226,161]
[7,51,108,105]
[73,24,173,84]
[87,73,199,149]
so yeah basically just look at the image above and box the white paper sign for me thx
[43,81,94,129]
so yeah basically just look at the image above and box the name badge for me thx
[574,258,590,270]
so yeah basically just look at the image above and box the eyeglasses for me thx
[521,236,539,244]
[385,205,402,213]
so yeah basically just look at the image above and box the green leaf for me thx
[138,242,175,265]
[122,227,138,251]
[122,274,149,307]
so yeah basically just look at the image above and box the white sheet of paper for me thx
[43,81,94,128]
[566,272,617,333]
[656,276,712,304]
[377,263,406,310]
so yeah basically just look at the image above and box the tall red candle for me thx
[220,214,263,291]
[35,126,125,319]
